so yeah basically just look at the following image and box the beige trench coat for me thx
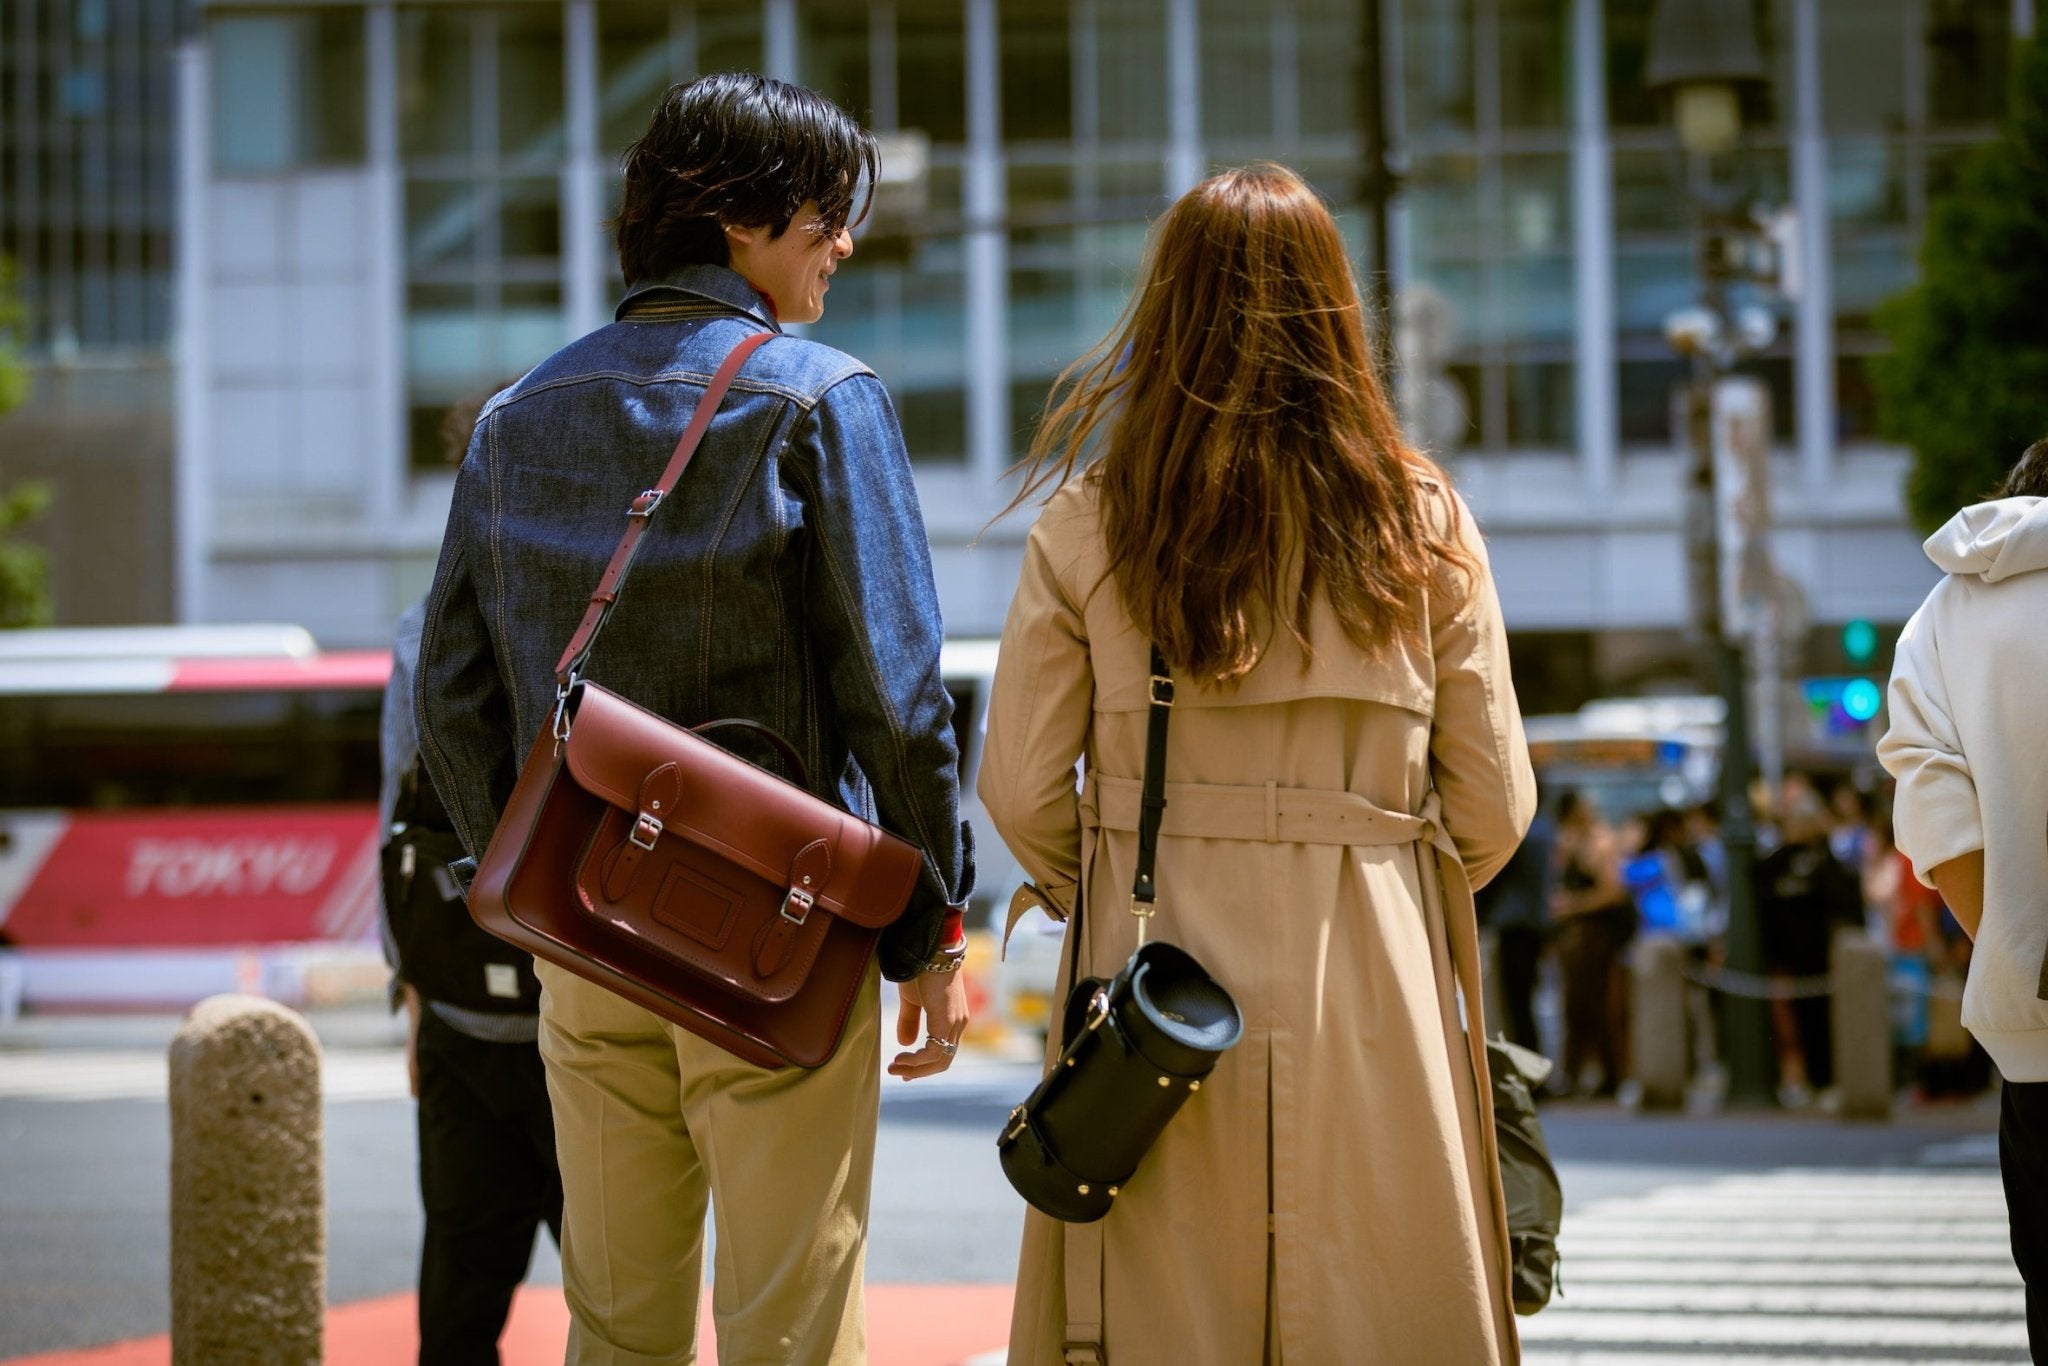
[980,476,1535,1365]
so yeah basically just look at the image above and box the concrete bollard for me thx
[169,994,326,1365]
[1831,929,1893,1120]
[1629,937,1689,1110]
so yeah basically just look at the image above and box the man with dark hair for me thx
[1881,437,2048,1358]
[416,73,973,1365]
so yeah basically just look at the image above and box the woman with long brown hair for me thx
[980,164,1535,1362]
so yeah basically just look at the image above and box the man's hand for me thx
[401,983,423,1098]
[887,968,968,1081]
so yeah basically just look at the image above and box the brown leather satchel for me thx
[468,330,924,1068]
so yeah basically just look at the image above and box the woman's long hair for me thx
[1005,164,1471,685]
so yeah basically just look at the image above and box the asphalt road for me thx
[0,1010,2009,1361]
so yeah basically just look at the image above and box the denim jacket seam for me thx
[412,543,469,856]
[694,402,787,725]
[781,442,947,901]
[482,416,519,741]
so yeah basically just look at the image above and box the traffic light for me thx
[1842,618,1878,666]
[1803,676,1884,736]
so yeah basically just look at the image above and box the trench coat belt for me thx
[1080,772,1434,848]
[1058,777,1515,1364]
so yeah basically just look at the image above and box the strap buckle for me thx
[1002,1104,1028,1143]
[551,676,578,743]
[1083,987,1111,1031]
[780,886,815,925]
[628,488,665,518]
[1147,673,1175,706]
[1062,1343,1106,1364]
[629,811,663,851]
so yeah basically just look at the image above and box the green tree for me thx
[0,256,52,627]
[1874,38,2048,533]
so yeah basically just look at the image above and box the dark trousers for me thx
[1495,924,1544,1054]
[416,1008,564,1366]
[2000,1078,2048,1362]
[1556,910,1631,1094]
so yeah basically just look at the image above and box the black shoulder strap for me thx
[1131,645,1174,909]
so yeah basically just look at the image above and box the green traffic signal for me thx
[1843,618,1878,664]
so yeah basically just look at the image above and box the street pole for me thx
[1684,187,1774,1108]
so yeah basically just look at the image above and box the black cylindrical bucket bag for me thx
[997,650,1245,1223]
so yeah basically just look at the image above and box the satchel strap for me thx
[553,329,777,688]
[1128,645,1174,940]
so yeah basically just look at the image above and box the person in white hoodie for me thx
[1880,438,2048,1359]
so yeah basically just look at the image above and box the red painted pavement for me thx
[1,1283,1014,1366]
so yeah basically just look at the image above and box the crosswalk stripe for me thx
[1524,1161,2028,1364]
[1517,1310,2030,1350]
[1561,1260,2022,1287]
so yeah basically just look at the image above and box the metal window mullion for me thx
[565,0,605,337]
[964,0,1009,488]
[1475,0,1505,449]
[870,0,898,131]
[114,0,147,338]
[1790,0,1834,488]
[49,6,77,351]
[475,8,502,364]
[1571,0,1615,490]
[368,2,406,512]
[765,0,797,83]
[1166,0,1201,194]
[1271,0,1298,151]
[674,3,699,82]
[174,33,210,623]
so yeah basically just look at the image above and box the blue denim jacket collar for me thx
[615,263,782,330]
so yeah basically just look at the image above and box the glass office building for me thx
[176,0,2022,702]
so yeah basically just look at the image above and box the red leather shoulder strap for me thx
[553,329,777,686]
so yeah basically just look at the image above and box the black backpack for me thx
[381,761,541,1014]
[1488,1035,1564,1315]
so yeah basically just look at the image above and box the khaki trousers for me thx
[534,961,880,1366]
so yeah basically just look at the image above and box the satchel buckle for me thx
[630,811,663,851]
[780,885,815,925]
[1002,1104,1027,1143]
[628,488,664,518]
[1147,673,1175,706]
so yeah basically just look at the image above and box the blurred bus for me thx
[1523,695,1724,820]
[0,625,1012,1011]
[0,626,390,1009]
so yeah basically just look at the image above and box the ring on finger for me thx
[925,1034,958,1057]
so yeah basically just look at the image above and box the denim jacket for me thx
[414,264,971,982]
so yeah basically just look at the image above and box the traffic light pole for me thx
[1680,211,1776,1109]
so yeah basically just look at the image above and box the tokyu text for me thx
[125,838,338,899]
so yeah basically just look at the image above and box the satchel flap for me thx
[561,684,921,929]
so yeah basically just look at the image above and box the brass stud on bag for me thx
[1108,1186,1120,1197]
[1157,1077,1170,1087]
[1078,1184,1091,1195]
[1190,1080,1202,1091]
